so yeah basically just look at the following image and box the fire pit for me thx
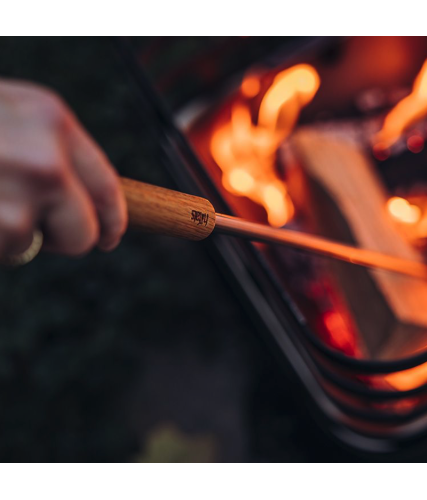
[119,36,427,456]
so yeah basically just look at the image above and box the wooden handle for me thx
[120,178,216,241]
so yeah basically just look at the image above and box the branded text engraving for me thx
[191,210,209,227]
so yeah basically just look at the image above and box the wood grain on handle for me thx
[120,178,216,241]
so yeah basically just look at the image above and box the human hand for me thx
[0,78,127,259]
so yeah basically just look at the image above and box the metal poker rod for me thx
[121,178,427,281]
[5,177,427,278]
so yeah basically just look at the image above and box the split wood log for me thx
[287,129,427,360]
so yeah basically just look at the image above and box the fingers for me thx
[41,172,100,257]
[0,79,127,259]
[66,117,128,252]
[0,175,35,256]
[0,116,101,258]
[0,199,34,256]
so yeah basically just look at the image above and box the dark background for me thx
[0,36,357,462]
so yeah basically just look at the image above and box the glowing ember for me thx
[387,196,421,225]
[241,76,261,98]
[322,310,356,353]
[210,64,320,227]
[407,134,424,153]
[374,59,427,149]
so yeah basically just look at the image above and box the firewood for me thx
[287,128,427,360]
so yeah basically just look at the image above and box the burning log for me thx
[287,128,427,360]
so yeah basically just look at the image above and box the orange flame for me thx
[374,59,427,149]
[387,196,421,225]
[386,195,427,242]
[210,64,320,227]
[241,76,261,98]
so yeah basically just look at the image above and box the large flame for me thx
[374,59,427,150]
[381,60,427,239]
[210,64,320,227]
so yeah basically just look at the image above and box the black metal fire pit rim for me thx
[314,358,427,400]
[327,391,427,425]
[301,320,427,375]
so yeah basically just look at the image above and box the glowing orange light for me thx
[241,76,261,98]
[262,183,292,227]
[228,169,255,194]
[374,59,427,149]
[210,64,320,227]
[387,196,421,224]
[259,65,320,132]
[385,361,427,391]
[322,311,354,352]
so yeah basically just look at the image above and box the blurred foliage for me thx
[136,424,216,463]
